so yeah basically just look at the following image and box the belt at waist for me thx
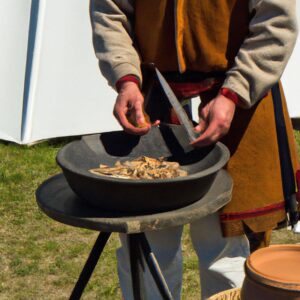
[163,71,225,99]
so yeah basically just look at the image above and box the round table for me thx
[36,169,232,300]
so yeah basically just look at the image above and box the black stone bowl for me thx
[56,124,230,213]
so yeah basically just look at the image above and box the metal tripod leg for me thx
[128,234,146,300]
[69,231,111,300]
[139,233,174,300]
[128,233,174,300]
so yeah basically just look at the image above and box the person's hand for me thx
[113,81,159,135]
[191,94,236,147]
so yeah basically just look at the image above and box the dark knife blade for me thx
[155,68,199,142]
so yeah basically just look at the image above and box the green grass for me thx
[0,140,121,299]
[1,134,300,300]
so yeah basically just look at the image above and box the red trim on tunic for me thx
[220,201,285,221]
[170,109,181,125]
[168,78,221,99]
[296,170,300,202]
[220,87,240,105]
[116,75,140,92]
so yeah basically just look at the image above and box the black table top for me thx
[36,170,232,233]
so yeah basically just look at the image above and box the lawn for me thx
[1,133,300,300]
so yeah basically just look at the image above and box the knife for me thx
[155,68,199,142]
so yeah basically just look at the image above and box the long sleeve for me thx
[222,0,298,108]
[90,0,142,88]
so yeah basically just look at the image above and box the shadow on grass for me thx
[0,136,82,149]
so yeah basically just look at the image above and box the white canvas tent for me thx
[281,2,300,120]
[0,0,299,144]
[0,0,119,144]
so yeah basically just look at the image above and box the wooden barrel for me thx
[241,244,300,300]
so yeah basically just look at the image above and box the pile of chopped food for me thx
[89,156,188,179]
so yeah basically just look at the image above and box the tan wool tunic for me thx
[134,0,299,236]
[200,84,299,236]
[91,0,299,236]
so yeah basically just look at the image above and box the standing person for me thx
[90,1,299,299]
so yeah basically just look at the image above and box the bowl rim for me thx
[245,244,300,290]
[56,137,230,185]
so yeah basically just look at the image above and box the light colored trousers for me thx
[117,212,250,300]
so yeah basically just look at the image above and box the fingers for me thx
[114,82,156,135]
[196,101,211,133]
[133,99,146,125]
[114,102,150,135]
[113,80,163,135]
[192,95,235,147]
[152,120,160,126]
[191,120,229,147]
[194,118,207,133]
